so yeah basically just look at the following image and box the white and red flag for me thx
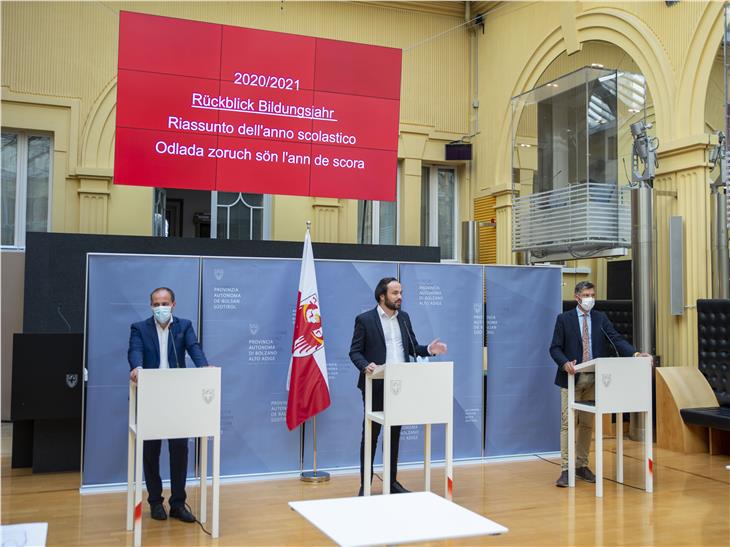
[286,227,331,430]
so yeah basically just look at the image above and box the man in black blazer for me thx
[550,280,649,487]
[349,277,447,495]
[127,287,209,523]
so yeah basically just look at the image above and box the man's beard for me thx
[384,298,401,311]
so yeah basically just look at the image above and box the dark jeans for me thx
[359,382,401,488]
[143,438,188,508]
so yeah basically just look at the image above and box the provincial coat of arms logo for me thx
[602,373,612,387]
[66,373,79,388]
[292,294,324,357]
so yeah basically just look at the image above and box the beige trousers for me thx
[560,373,595,471]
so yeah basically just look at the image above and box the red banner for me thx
[114,11,401,201]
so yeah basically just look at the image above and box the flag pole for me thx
[299,422,305,473]
[301,415,329,482]
[297,220,330,483]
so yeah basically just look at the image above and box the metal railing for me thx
[512,182,631,253]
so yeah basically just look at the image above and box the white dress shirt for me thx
[155,316,173,369]
[377,305,405,364]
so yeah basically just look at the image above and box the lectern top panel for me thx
[573,357,652,413]
[136,368,221,439]
[381,362,454,425]
[574,356,651,373]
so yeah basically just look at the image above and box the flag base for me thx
[300,470,330,483]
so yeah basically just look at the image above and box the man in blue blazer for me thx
[550,280,648,488]
[349,277,447,496]
[128,287,208,523]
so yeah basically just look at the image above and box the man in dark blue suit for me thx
[550,281,649,487]
[128,287,208,522]
[349,277,447,496]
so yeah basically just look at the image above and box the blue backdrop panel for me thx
[397,263,484,462]
[303,261,397,471]
[83,254,201,487]
[485,265,562,457]
[201,258,300,475]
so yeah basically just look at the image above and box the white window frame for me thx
[358,166,400,245]
[423,165,458,262]
[210,191,271,240]
[1,130,53,249]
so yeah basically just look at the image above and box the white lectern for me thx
[127,368,221,546]
[364,362,454,498]
[568,357,653,497]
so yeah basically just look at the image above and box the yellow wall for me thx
[705,48,726,132]
[2,1,472,243]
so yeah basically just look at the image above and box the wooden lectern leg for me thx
[645,410,653,493]
[595,413,603,498]
[213,434,220,538]
[615,412,623,484]
[364,418,372,496]
[383,425,391,495]
[445,421,453,501]
[200,436,208,524]
[423,424,431,492]
[568,379,575,488]
[127,429,134,531]
[364,376,373,497]
[134,437,144,547]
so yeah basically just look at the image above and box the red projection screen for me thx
[114,11,402,200]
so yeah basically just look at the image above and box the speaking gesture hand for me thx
[428,338,448,355]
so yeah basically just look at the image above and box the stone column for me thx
[400,157,423,245]
[653,135,714,368]
[77,176,111,234]
[311,197,341,243]
[492,186,515,265]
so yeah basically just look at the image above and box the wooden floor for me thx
[2,423,729,546]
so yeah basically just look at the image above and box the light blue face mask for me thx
[153,305,172,324]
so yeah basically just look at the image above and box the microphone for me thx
[57,303,72,332]
[171,319,181,368]
[403,316,416,363]
[601,324,619,357]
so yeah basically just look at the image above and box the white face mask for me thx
[580,297,595,312]
[153,305,172,324]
